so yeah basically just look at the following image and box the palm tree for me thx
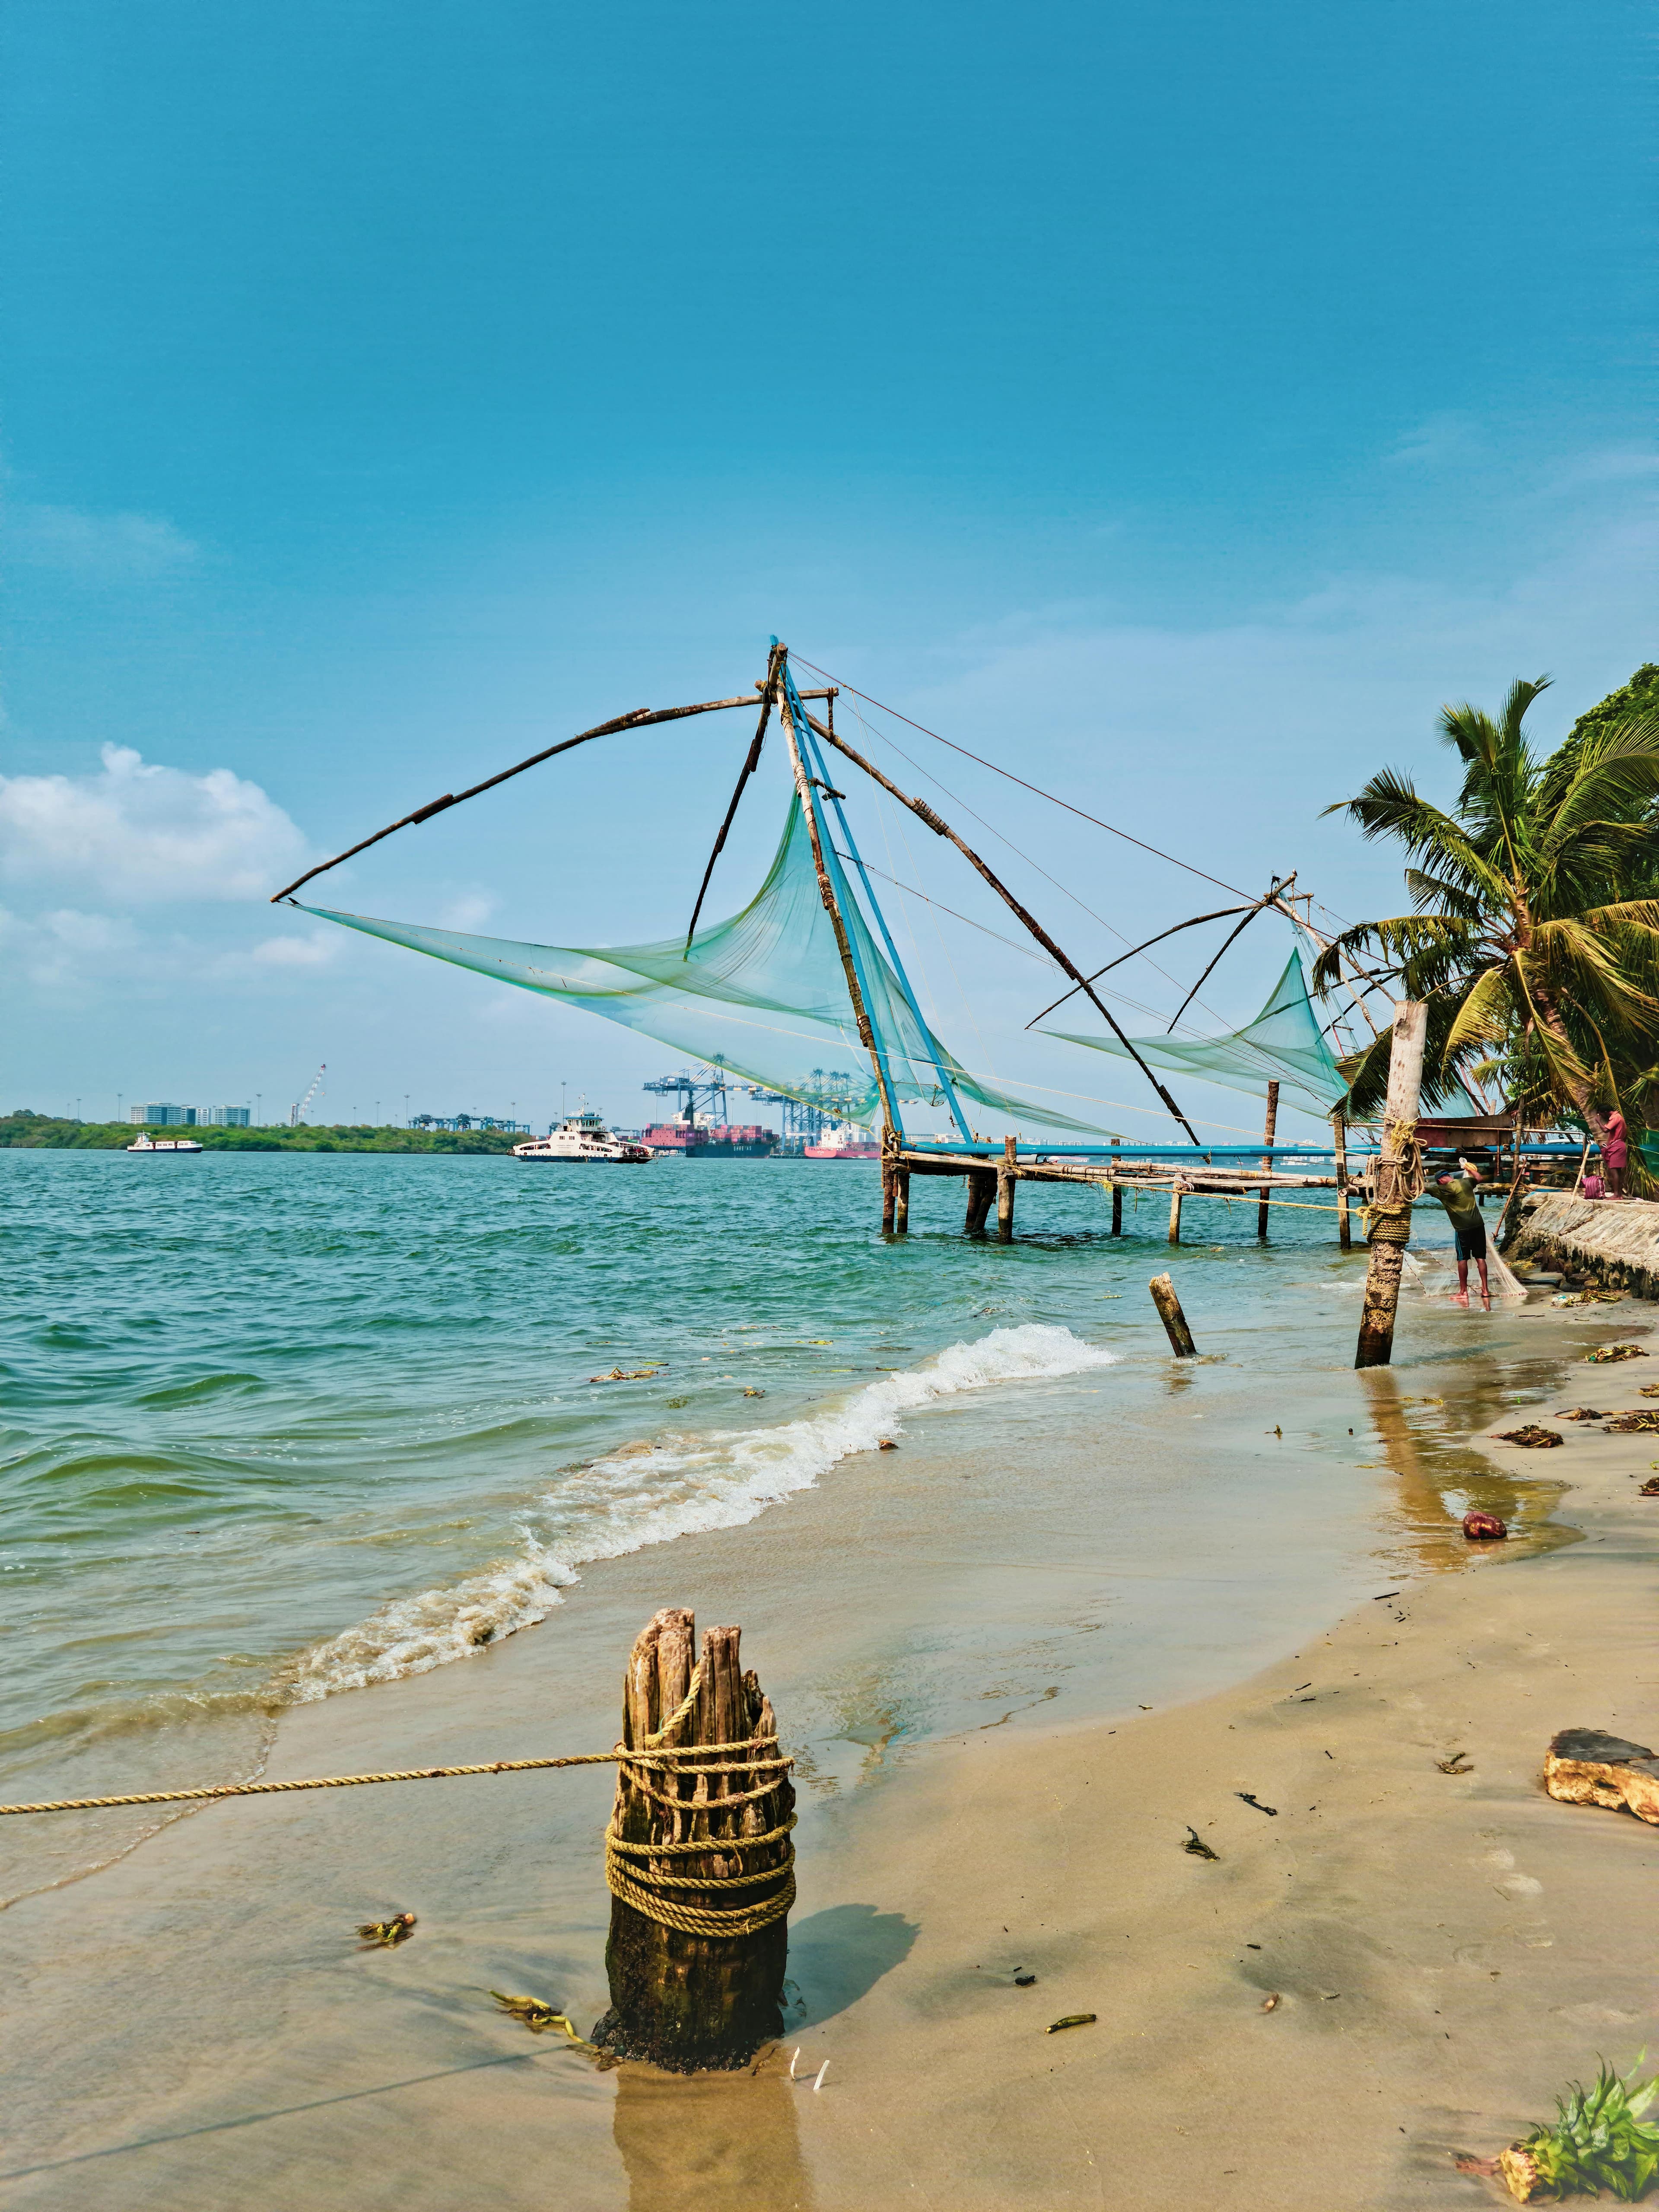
[1313,677,1659,1145]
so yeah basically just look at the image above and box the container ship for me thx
[640,1119,778,1158]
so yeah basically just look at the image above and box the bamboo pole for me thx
[1167,1185,1183,1243]
[1149,1272,1198,1356]
[1257,1080,1280,1240]
[1110,1136,1122,1236]
[1354,1001,1427,1371]
[1332,1109,1351,1250]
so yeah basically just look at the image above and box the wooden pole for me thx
[893,1167,910,1234]
[1332,1109,1351,1250]
[881,1162,898,1234]
[593,1609,793,2072]
[1149,1271,1198,1357]
[1354,1001,1428,1371]
[1256,1080,1279,1240]
[965,1170,995,1236]
[1167,1183,1183,1243]
[997,1136,1017,1242]
[1110,1136,1122,1236]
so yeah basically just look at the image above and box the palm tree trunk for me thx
[1528,986,1612,1142]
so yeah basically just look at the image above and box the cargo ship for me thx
[640,1118,778,1159]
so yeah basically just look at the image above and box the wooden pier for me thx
[886,1139,1354,1243]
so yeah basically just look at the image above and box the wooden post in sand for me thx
[1332,1109,1352,1251]
[1256,1080,1279,1240]
[1149,1271,1198,1356]
[592,1608,794,2072]
[1110,1137,1122,1236]
[1167,1184,1183,1243]
[997,1136,1017,1242]
[1354,1001,1427,1372]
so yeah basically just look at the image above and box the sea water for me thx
[0,1148,1568,1894]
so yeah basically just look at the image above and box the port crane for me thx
[290,1063,326,1125]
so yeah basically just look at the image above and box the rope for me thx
[1360,1117,1424,1246]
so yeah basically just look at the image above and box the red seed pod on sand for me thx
[1462,1510,1507,1541]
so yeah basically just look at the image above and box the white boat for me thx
[513,1109,652,1164]
[803,1121,880,1160]
[126,1134,204,1153]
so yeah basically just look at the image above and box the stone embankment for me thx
[1505,1189,1659,1298]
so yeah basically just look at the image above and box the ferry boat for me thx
[803,1122,881,1160]
[513,1109,652,1164]
[125,1133,204,1153]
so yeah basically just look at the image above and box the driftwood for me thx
[1543,1728,1659,1825]
[592,1609,794,2071]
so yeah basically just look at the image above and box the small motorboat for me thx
[513,1109,652,1164]
[126,1134,204,1153]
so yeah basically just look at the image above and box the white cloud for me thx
[436,891,499,931]
[5,501,200,578]
[1383,412,1484,469]
[0,744,308,905]
[0,904,142,992]
[248,931,339,968]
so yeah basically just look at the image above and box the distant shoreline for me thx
[0,1111,528,1154]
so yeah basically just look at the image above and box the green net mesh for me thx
[1045,948,1346,1119]
[303,795,1112,1135]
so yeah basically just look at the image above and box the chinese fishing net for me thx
[300,794,1110,1135]
[1043,949,1346,1118]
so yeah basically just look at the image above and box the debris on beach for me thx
[878,1438,897,1450]
[1235,1792,1278,1816]
[1437,1751,1474,1774]
[1586,1343,1649,1364]
[1639,1384,1659,1399]
[1260,1993,1281,2012]
[1543,1728,1659,1825]
[589,1367,664,1382]
[741,1386,765,1397]
[1555,1407,1608,1421]
[1183,1826,1219,1859]
[1463,1510,1508,1540]
[1484,2056,1659,2202]
[1640,1478,1659,1497]
[1046,2013,1097,2034]
[1603,1410,1659,1433]
[1495,1425,1563,1449]
[1014,1971,1037,1985]
[356,1913,417,1947]
[489,1992,604,2056]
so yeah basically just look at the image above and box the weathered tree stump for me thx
[591,1608,795,2072]
[1544,1728,1659,1825]
[965,1171,995,1236]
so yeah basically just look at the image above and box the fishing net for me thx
[1044,949,1346,1119]
[1402,1246,1529,1304]
[302,795,1110,1136]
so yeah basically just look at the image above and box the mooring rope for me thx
[0,1661,798,1945]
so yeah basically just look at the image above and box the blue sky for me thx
[2,2,1652,1137]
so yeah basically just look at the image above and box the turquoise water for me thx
[1,1149,1546,1870]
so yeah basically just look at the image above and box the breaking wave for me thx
[280,1323,1119,1701]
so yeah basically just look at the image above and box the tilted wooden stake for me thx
[592,1609,793,2072]
[1354,1001,1427,1371]
[1149,1272,1198,1357]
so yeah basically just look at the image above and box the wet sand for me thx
[2,1302,1655,2209]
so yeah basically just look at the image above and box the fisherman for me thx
[1602,1110,1630,1200]
[1424,1166,1491,1310]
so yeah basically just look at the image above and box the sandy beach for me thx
[3,1296,1655,2211]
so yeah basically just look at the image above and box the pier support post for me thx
[1149,1271,1198,1357]
[965,1171,995,1236]
[893,1168,910,1234]
[1167,1184,1183,1244]
[1257,1080,1279,1240]
[1332,1109,1351,1251]
[593,1608,793,2072]
[1354,1000,1427,1371]
[997,1137,1017,1242]
[1110,1137,1122,1236]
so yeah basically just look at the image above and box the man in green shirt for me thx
[1424,1167,1490,1310]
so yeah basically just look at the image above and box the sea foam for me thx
[280,1322,1118,1701]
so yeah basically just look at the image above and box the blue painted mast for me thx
[780,651,976,1146]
